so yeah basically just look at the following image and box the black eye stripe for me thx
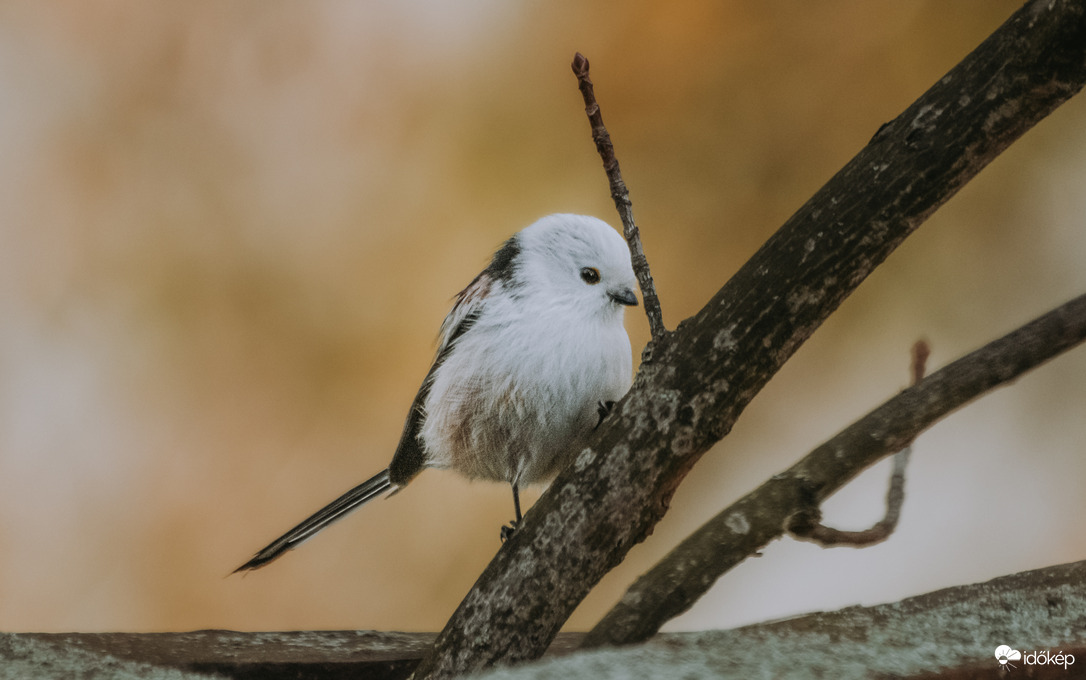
[580,267,601,284]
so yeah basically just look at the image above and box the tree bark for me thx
[411,2,1086,677]
[9,561,1084,678]
[583,293,1086,648]
[494,560,1086,680]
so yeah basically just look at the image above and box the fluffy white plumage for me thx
[422,214,636,484]
[235,214,637,572]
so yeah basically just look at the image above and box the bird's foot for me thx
[500,520,518,543]
[596,400,616,428]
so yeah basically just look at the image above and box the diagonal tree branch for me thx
[583,292,1086,648]
[410,2,1086,677]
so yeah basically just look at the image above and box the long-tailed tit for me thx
[234,213,638,572]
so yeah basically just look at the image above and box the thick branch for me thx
[585,293,1086,648]
[512,561,1086,680]
[411,3,1086,677]
[8,561,1086,678]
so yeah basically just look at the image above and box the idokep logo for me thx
[995,645,1021,669]
[995,645,1075,671]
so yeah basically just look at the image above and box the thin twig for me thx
[571,52,667,346]
[789,339,929,547]
[582,293,1086,648]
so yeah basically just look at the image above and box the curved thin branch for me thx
[410,3,1086,677]
[584,293,1086,648]
[787,339,928,548]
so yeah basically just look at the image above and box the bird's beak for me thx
[608,286,639,307]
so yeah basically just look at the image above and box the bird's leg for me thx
[596,400,616,428]
[500,483,522,542]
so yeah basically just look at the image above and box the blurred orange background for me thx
[1,1,1084,634]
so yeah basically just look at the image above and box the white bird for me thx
[235,214,637,572]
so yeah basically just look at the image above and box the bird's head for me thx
[499,214,638,318]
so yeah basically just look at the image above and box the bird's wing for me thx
[436,268,492,357]
[387,270,490,484]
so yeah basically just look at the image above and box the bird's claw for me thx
[596,400,616,429]
[500,521,518,543]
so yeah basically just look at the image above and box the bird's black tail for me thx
[233,468,393,573]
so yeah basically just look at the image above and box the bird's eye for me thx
[580,267,601,285]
